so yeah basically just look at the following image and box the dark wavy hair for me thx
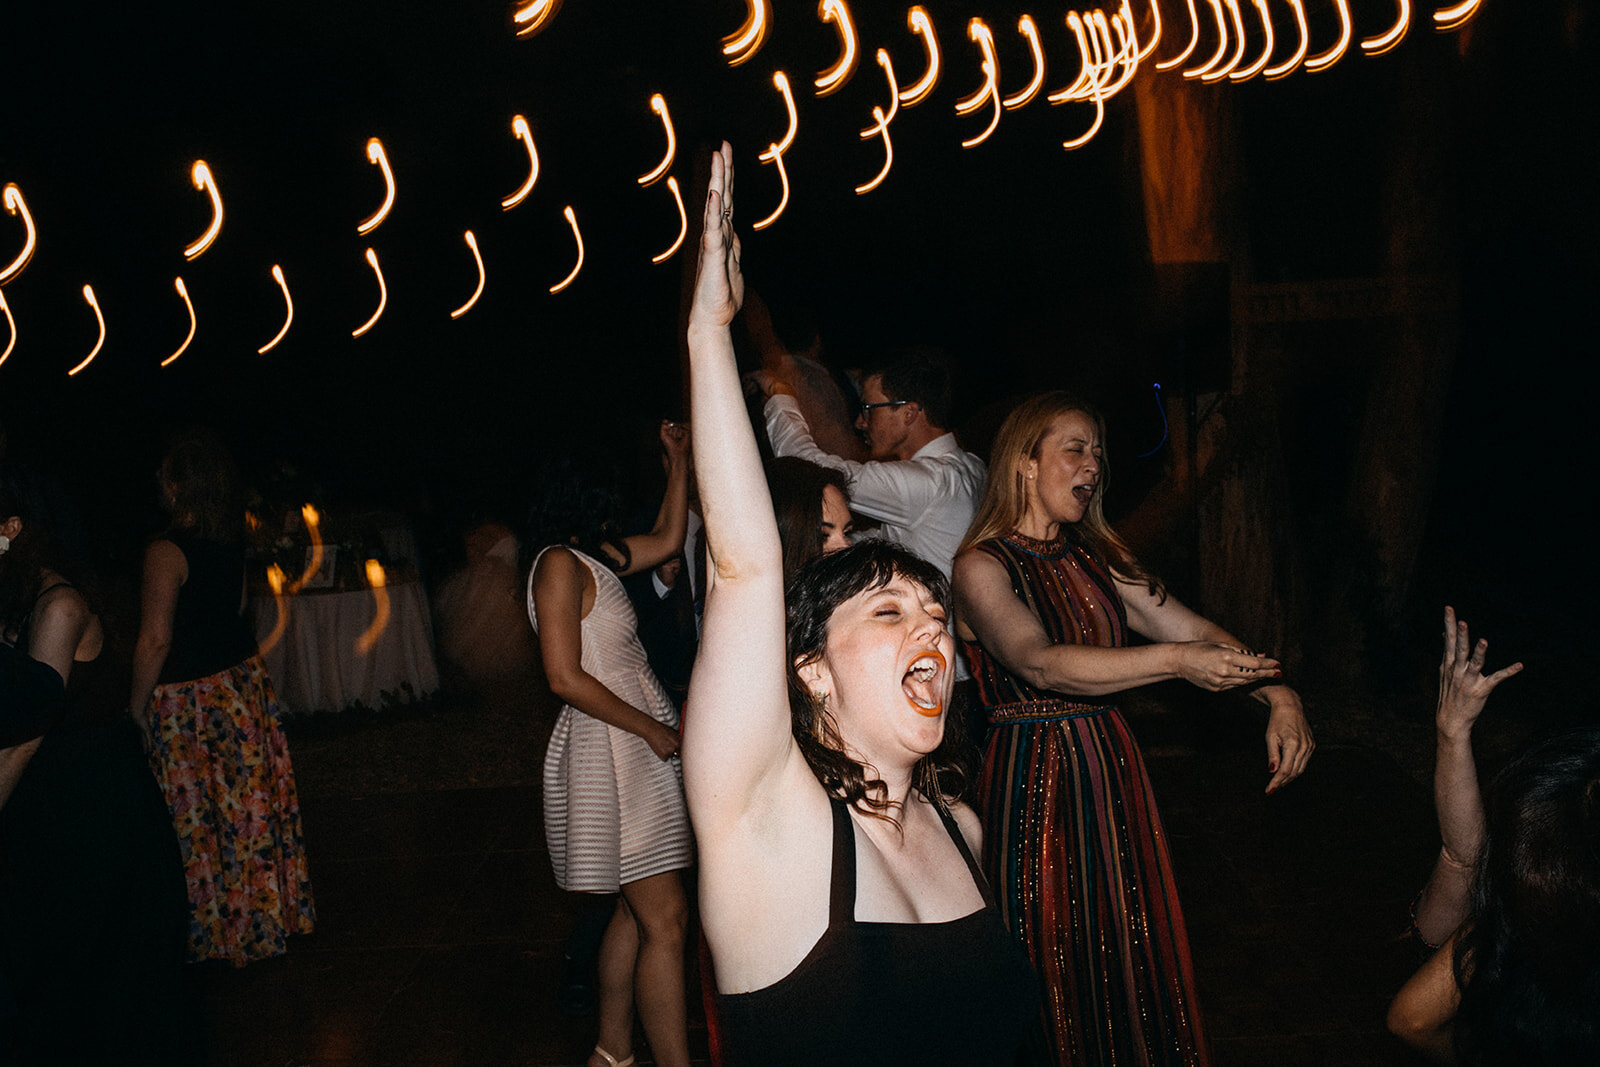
[523,455,631,573]
[767,456,850,583]
[161,429,243,543]
[865,346,956,430]
[784,539,969,822]
[1454,725,1600,1065]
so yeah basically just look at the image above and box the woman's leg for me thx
[619,869,691,1067]
[590,897,638,1066]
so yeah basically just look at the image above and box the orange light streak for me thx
[1361,0,1410,55]
[1201,0,1249,82]
[513,0,561,38]
[549,206,585,294]
[289,504,324,594]
[856,108,895,195]
[1048,11,1096,102]
[771,72,800,154]
[355,559,391,656]
[0,289,15,367]
[502,115,540,210]
[1,184,37,285]
[1002,15,1046,109]
[1433,1,1482,32]
[1230,0,1276,81]
[67,285,105,377]
[1095,11,1139,97]
[1183,0,1231,79]
[1156,0,1203,70]
[1264,0,1311,79]
[638,94,676,187]
[955,19,1001,148]
[450,231,486,318]
[899,6,942,106]
[863,49,901,133]
[651,177,689,264]
[1304,0,1352,71]
[722,0,771,65]
[1059,13,1108,149]
[753,144,790,231]
[260,564,289,656]
[357,138,396,235]
[258,266,294,354]
[160,277,196,367]
[352,248,387,338]
[1133,0,1163,62]
[815,0,860,96]
[183,161,223,261]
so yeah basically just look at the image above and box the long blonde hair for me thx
[958,391,1162,596]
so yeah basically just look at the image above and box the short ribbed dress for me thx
[963,531,1209,1066]
[527,547,692,892]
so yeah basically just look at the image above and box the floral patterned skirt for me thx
[142,654,315,966]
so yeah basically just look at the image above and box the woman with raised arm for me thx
[525,425,693,1067]
[952,392,1315,1065]
[681,143,1036,1067]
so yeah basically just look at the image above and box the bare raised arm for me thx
[613,420,692,578]
[681,143,796,826]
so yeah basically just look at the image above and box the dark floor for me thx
[193,681,1442,1066]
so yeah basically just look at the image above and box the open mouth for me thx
[902,650,947,717]
[1072,483,1095,504]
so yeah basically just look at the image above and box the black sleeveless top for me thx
[717,797,1039,1066]
[158,533,257,685]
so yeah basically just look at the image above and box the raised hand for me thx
[1173,641,1282,692]
[1437,605,1522,742]
[659,418,691,464]
[689,142,744,330]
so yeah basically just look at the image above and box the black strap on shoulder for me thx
[933,802,997,909]
[828,797,856,925]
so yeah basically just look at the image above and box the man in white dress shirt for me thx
[748,347,985,581]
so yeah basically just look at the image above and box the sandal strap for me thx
[593,1047,635,1067]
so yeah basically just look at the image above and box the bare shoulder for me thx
[144,538,188,580]
[34,582,90,627]
[947,799,983,855]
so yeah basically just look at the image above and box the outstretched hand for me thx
[1437,605,1521,742]
[689,142,744,330]
[1173,641,1282,692]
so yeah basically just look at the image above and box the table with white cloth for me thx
[248,579,441,716]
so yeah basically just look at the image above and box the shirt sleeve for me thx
[0,644,66,747]
[761,395,939,528]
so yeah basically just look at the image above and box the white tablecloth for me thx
[249,580,440,716]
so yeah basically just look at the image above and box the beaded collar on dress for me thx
[1002,529,1071,558]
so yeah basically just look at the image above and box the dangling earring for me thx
[0,533,10,556]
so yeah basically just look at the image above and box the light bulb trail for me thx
[1002,15,1046,109]
[722,0,770,65]
[356,138,395,235]
[898,6,942,106]
[549,206,585,293]
[450,231,486,318]
[1265,0,1311,79]
[1,183,37,284]
[67,285,106,377]
[1156,0,1203,70]
[1230,0,1276,81]
[753,144,790,231]
[1304,0,1352,71]
[502,115,541,210]
[183,161,224,261]
[352,248,387,338]
[815,0,860,96]
[1361,0,1411,56]
[651,177,688,264]
[638,94,676,186]
[513,0,561,38]
[160,276,197,367]
[258,266,294,354]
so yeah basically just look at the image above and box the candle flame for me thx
[651,176,688,264]
[357,138,396,235]
[183,161,223,261]
[549,206,585,294]
[502,115,541,210]
[160,276,197,367]
[752,144,790,231]
[815,0,859,96]
[258,265,294,354]
[722,0,770,65]
[638,94,676,187]
[67,285,105,377]
[898,6,941,106]
[352,248,387,338]
[1,184,37,285]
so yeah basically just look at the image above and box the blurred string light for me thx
[651,176,689,263]
[1,184,37,285]
[289,504,324,594]
[753,143,790,231]
[1304,0,1353,71]
[1433,0,1483,32]
[771,71,800,154]
[1002,15,1046,109]
[1132,0,1163,63]
[260,564,289,655]
[898,6,942,106]
[1156,0,1201,70]
[0,290,15,366]
[722,0,770,65]
[351,248,387,338]
[183,161,223,261]
[450,230,485,318]
[954,19,1001,148]
[355,559,390,655]
[638,94,676,187]
[160,276,196,367]
[1230,0,1276,82]
[357,138,396,235]
[1200,0,1248,83]
[258,265,294,354]
[549,206,585,293]
[1265,0,1311,79]
[1053,12,1109,149]
[502,115,541,210]
[66,285,105,377]
[512,0,561,38]
[1184,0,1230,79]
[1361,0,1411,56]
[857,50,900,194]
[814,0,859,96]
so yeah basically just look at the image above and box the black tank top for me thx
[158,533,257,685]
[717,797,1039,1066]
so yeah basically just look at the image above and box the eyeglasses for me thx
[858,400,909,415]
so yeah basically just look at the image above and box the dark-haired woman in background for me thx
[526,424,694,1067]
[765,455,852,581]
[1,462,195,1063]
[129,431,314,966]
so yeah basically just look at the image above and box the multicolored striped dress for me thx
[963,532,1209,1066]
